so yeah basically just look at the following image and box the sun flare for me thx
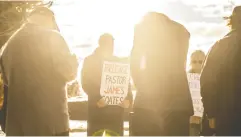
[56,0,150,57]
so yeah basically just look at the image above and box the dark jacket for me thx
[131,14,194,118]
[200,29,241,135]
[0,85,7,133]
[0,23,78,135]
[81,48,132,122]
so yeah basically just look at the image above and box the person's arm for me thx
[81,59,91,95]
[126,83,133,104]
[119,83,133,108]
[50,32,78,83]
[130,43,142,92]
[200,42,220,123]
[81,57,104,107]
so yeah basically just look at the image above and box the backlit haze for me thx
[51,0,240,61]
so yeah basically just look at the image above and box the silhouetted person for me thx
[188,50,205,136]
[130,12,193,136]
[201,6,241,136]
[67,80,80,98]
[189,50,205,73]
[82,33,132,136]
[0,7,78,136]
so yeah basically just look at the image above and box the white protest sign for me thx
[100,61,130,105]
[187,73,204,117]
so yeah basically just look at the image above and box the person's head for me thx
[133,12,170,54]
[132,12,190,70]
[189,50,205,73]
[97,33,114,57]
[27,6,59,31]
[225,6,241,30]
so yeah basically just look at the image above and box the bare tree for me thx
[0,1,53,48]
[228,0,235,8]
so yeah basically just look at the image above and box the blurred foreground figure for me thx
[201,6,241,136]
[0,7,78,136]
[82,33,132,136]
[130,12,193,136]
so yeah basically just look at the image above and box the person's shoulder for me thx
[209,31,235,51]
[110,56,130,63]
[22,24,64,42]
[119,57,130,63]
[40,29,64,41]
[83,53,96,64]
[188,69,194,73]
[171,20,190,38]
[207,34,233,59]
[217,30,241,45]
[209,35,232,55]
[188,69,200,74]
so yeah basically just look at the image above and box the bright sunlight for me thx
[53,0,168,57]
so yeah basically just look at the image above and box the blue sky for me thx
[52,0,240,58]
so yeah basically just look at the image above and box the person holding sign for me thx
[188,50,206,136]
[81,33,133,136]
[130,12,193,136]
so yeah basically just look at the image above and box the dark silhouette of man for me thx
[82,33,132,136]
[130,12,193,136]
[0,7,78,136]
[201,6,241,136]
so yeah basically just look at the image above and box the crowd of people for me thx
[0,2,241,136]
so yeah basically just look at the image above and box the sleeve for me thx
[130,43,142,92]
[50,32,78,82]
[81,58,102,102]
[81,59,90,94]
[200,42,220,118]
[125,83,133,101]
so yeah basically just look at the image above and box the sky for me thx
[51,0,240,59]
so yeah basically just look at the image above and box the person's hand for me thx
[119,100,130,108]
[72,53,77,58]
[97,98,107,108]
[209,118,216,129]
[190,116,201,124]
